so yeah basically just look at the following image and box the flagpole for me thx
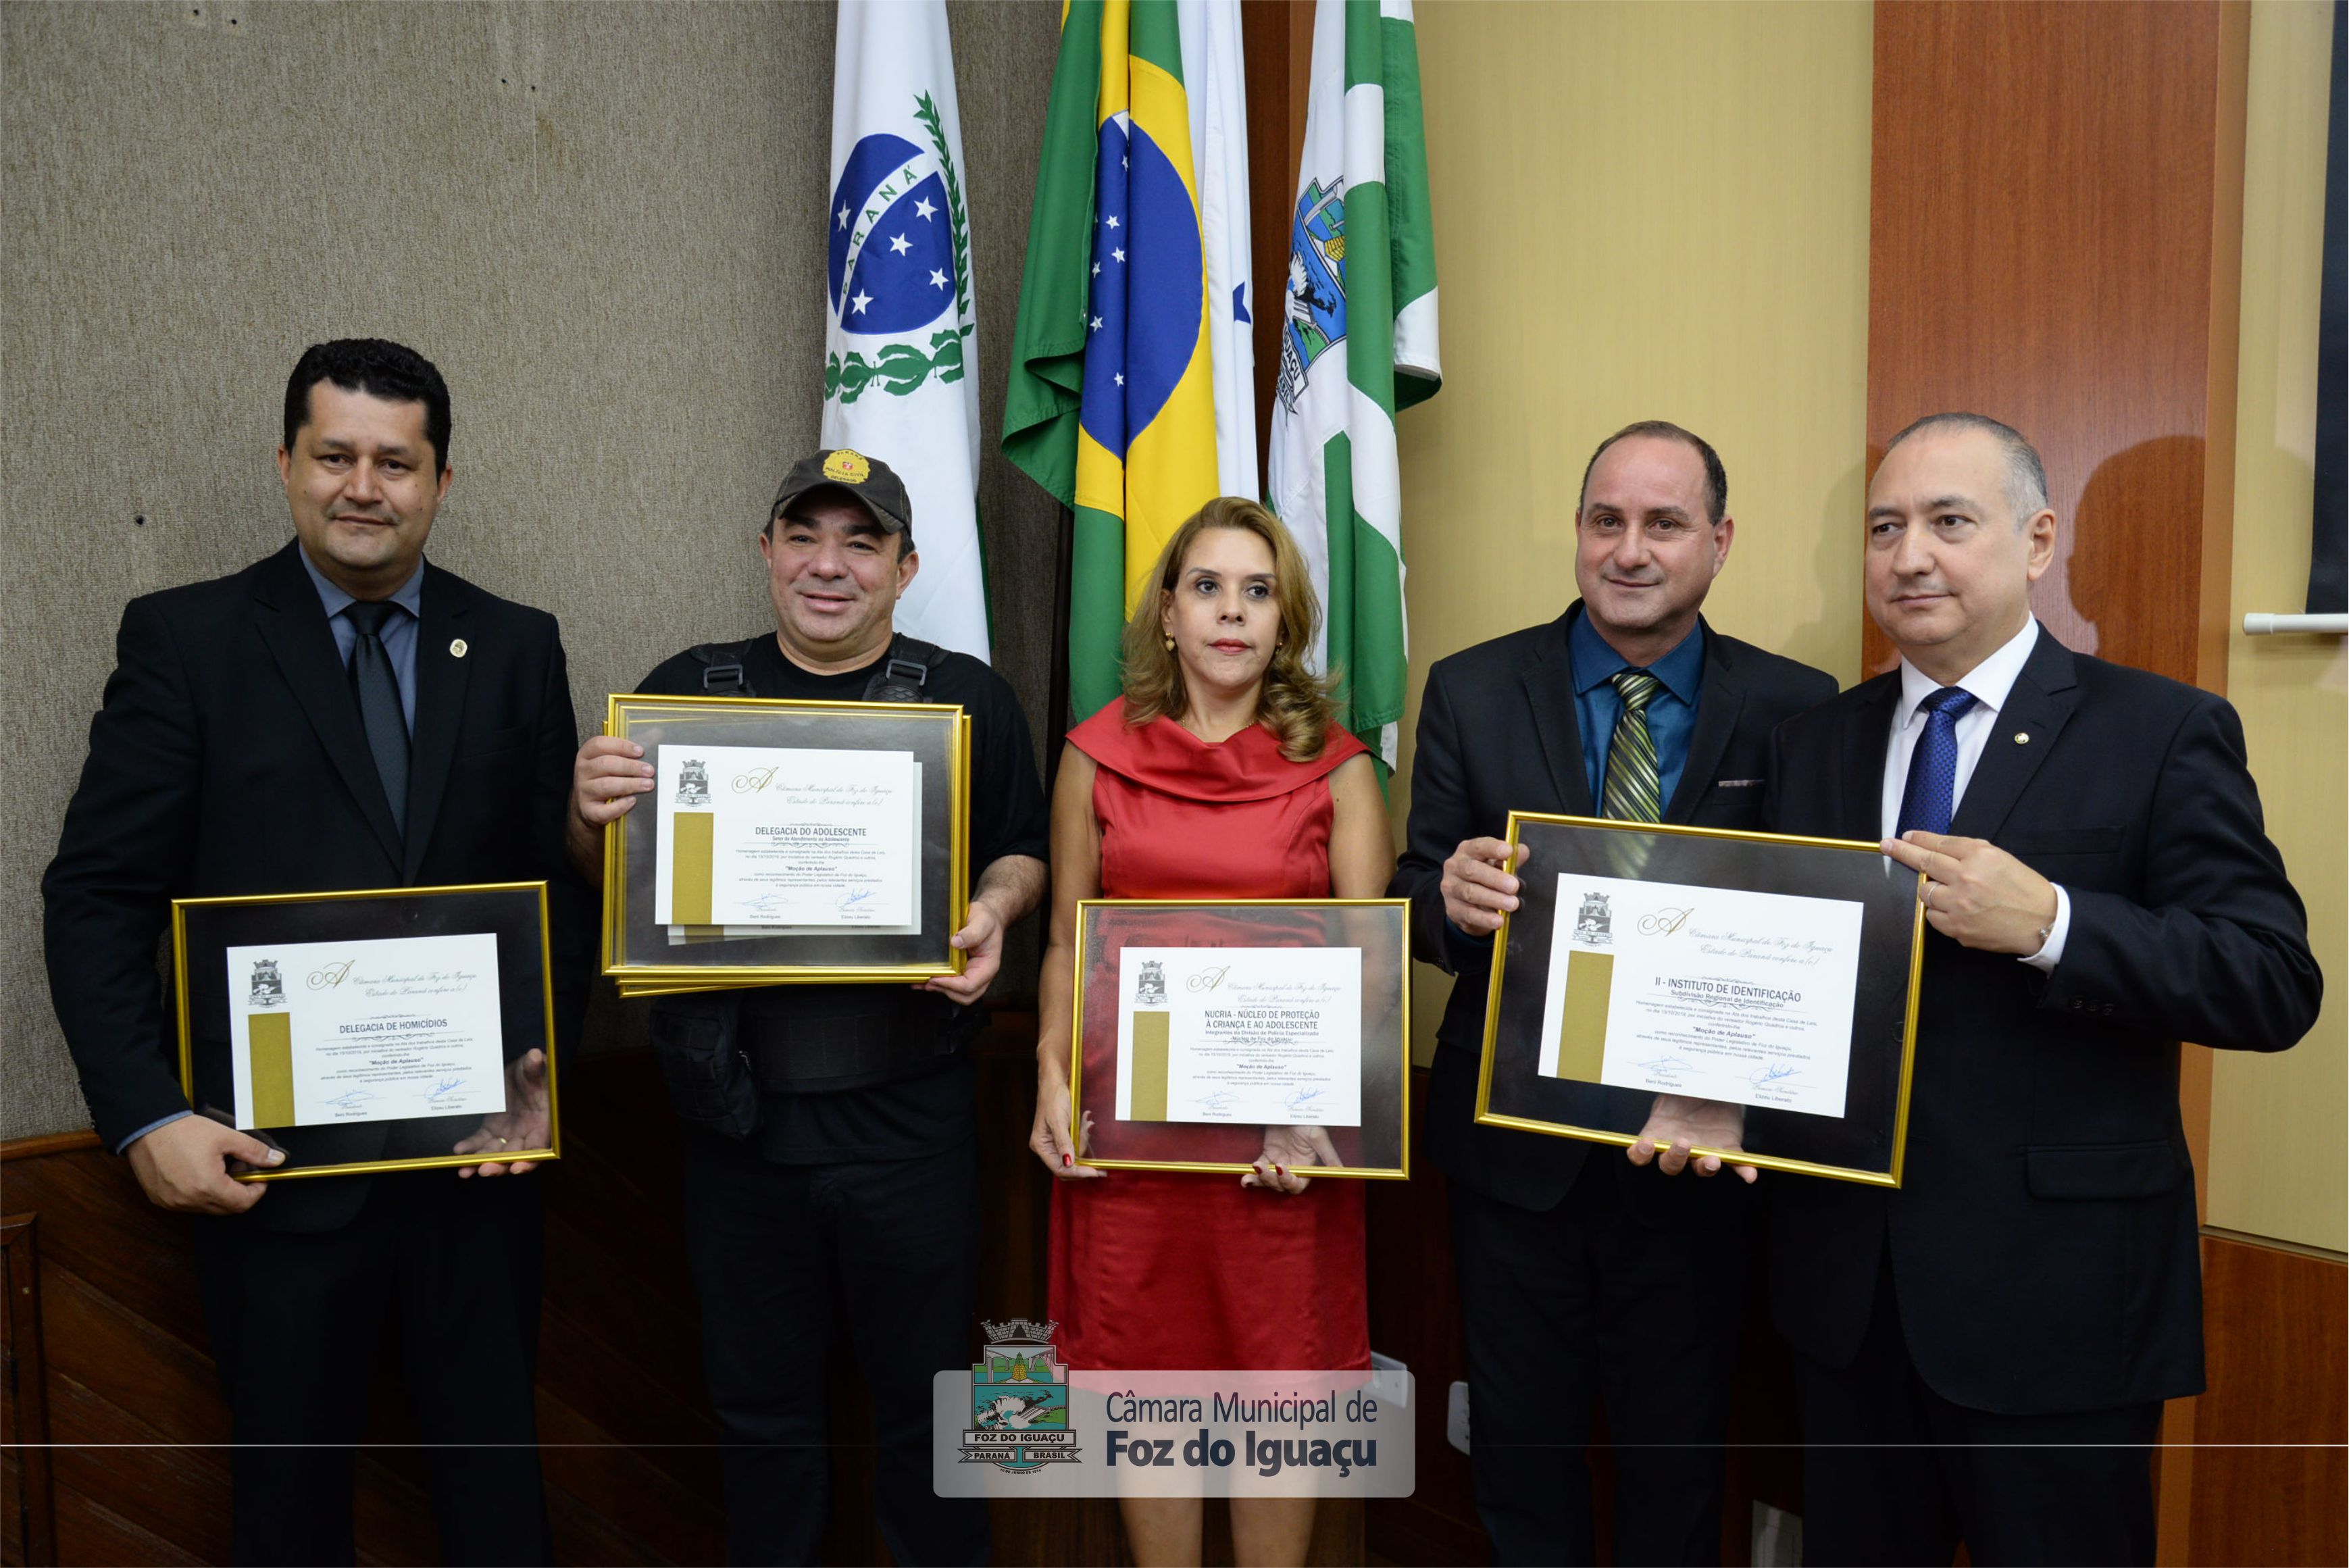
[1045,501,1078,787]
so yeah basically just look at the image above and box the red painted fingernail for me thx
[1061,1153,1071,1168]
[1274,1165,1286,1177]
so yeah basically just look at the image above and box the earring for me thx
[1163,634,1176,651]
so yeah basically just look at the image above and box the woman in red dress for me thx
[1030,498,1394,1566]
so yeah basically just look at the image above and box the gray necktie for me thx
[344,600,409,835]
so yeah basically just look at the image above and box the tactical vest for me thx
[645,634,967,1121]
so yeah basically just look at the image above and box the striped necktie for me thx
[1600,669,1663,823]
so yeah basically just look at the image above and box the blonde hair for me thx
[1119,497,1342,762]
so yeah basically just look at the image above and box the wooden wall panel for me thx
[1,1215,57,1568]
[1866,0,2247,691]
[2181,1233,2349,1567]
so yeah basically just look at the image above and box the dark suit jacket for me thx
[43,541,590,1232]
[1761,627,2320,1415]
[1392,605,1840,1211]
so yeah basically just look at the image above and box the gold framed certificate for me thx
[601,694,971,992]
[171,881,559,1182]
[1475,814,1925,1186]
[1069,900,1411,1180]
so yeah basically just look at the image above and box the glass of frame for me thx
[172,881,559,1182]
[601,694,970,990]
[1069,900,1410,1180]
[1475,814,1925,1186]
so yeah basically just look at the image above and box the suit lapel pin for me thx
[450,638,469,659]
[2013,731,2030,744]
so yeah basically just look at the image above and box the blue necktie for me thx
[1894,686,1977,838]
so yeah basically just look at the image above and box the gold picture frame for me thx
[601,694,971,986]
[1068,899,1413,1180]
[1474,813,1925,1187]
[171,880,561,1182]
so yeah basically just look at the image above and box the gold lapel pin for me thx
[2013,731,2029,744]
[450,638,469,659]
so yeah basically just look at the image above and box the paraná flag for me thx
[822,0,990,660]
[1003,0,1255,722]
[1267,0,1440,767]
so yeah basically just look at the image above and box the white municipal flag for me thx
[821,0,990,660]
[1267,0,1441,766]
[1180,0,1258,500]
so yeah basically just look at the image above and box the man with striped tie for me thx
[1390,420,1837,1565]
[1760,414,2318,1565]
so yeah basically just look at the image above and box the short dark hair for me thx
[1577,420,1728,525]
[1880,411,2050,522]
[284,338,451,474]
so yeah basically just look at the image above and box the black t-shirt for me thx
[636,633,1049,1163]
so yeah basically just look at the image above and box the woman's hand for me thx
[1031,747,1105,1184]
[1242,1123,1341,1194]
[1031,1052,1105,1180]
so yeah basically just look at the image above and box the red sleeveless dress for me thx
[1047,700,1373,1372]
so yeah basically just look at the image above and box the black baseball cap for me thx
[769,448,913,540]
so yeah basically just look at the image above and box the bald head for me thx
[1881,412,2049,526]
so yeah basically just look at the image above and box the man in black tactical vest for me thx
[568,450,1049,1565]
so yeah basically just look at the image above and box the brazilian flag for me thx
[1002,0,1223,723]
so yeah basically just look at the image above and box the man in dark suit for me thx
[1391,421,1838,1565]
[43,338,588,1565]
[1762,413,2320,1565]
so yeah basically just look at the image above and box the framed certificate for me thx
[1475,814,1925,1186]
[601,694,971,990]
[171,882,559,1182]
[1069,900,1410,1180]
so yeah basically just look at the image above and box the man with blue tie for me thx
[1392,421,1837,1564]
[1762,413,2321,1564]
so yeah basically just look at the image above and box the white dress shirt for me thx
[1880,617,2070,972]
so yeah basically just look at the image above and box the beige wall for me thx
[0,0,1063,1141]
[2206,0,2346,1254]
[1394,1,1876,1059]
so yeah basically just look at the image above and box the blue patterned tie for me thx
[1895,686,1977,838]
